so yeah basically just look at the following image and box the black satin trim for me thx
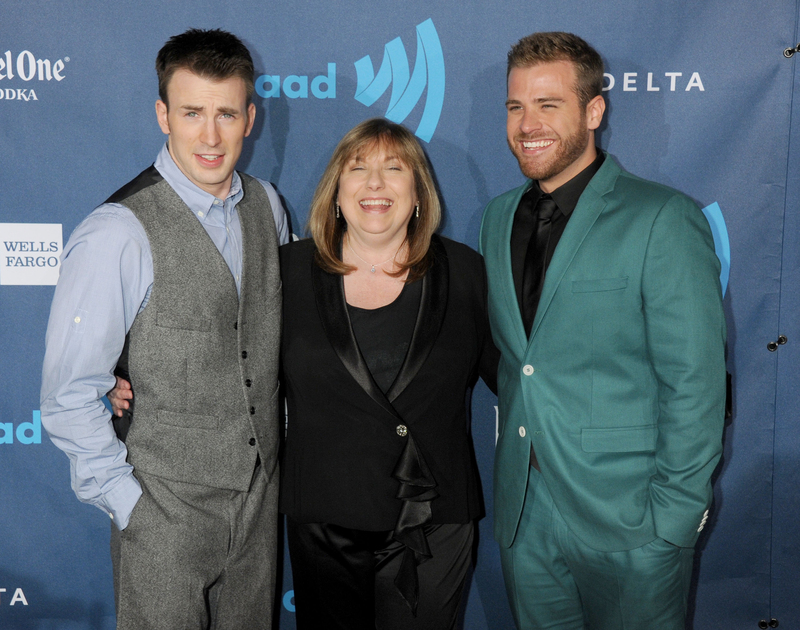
[391,433,439,615]
[387,234,449,402]
[311,257,401,421]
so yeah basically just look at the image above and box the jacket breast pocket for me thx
[571,277,628,293]
[581,424,657,453]
[570,277,630,343]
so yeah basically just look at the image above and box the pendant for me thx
[370,265,376,273]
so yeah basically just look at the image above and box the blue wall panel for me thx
[1,1,798,627]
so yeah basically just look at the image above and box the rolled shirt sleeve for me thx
[40,205,150,529]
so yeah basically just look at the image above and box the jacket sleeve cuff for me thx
[653,505,710,548]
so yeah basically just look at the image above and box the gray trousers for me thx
[111,463,278,630]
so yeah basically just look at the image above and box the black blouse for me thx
[347,280,423,393]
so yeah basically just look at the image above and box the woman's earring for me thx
[336,203,340,219]
[415,203,420,218]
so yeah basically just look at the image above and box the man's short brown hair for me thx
[156,28,255,106]
[507,32,604,108]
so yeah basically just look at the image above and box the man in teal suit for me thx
[479,32,726,629]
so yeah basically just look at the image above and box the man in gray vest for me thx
[40,29,288,629]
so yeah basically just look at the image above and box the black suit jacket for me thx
[279,235,498,530]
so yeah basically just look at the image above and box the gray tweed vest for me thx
[109,166,281,490]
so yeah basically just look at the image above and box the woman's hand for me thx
[107,376,133,417]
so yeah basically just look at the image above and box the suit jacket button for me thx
[523,365,534,376]
[519,426,526,437]
[245,379,252,387]
[248,438,256,446]
[250,406,255,415]
[241,350,248,359]
[396,425,408,437]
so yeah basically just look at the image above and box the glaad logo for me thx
[701,202,730,297]
[354,19,445,143]
[254,19,445,141]
[255,63,336,100]
[0,411,42,445]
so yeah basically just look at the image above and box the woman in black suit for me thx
[280,118,497,629]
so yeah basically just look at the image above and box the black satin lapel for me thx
[387,235,449,402]
[311,260,402,421]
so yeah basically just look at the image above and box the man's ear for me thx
[156,100,170,135]
[244,102,256,137]
[586,94,605,131]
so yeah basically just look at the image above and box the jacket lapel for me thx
[387,235,449,402]
[489,184,531,351]
[528,156,621,342]
[311,259,402,421]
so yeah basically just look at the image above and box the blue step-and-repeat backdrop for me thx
[2,1,799,628]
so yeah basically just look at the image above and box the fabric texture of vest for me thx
[108,166,282,491]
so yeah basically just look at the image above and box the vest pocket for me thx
[581,424,657,452]
[157,409,219,430]
[156,310,211,331]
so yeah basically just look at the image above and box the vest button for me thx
[234,321,238,330]
[242,351,248,359]
[245,379,252,387]
[248,438,256,446]
[250,406,255,415]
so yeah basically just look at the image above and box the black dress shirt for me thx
[510,150,606,322]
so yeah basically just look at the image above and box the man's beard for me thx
[509,118,590,182]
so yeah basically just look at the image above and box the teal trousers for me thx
[499,467,694,630]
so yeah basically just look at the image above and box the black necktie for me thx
[521,195,558,336]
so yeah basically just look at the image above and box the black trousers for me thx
[287,518,474,630]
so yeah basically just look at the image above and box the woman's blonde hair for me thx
[307,118,441,281]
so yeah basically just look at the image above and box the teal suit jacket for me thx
[480,155,726,552]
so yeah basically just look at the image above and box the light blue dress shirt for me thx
[40,144,289,530]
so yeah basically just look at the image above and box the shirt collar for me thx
[529,149,605,217]
[153,143,243,220]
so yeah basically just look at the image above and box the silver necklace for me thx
[347,240,399,273]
